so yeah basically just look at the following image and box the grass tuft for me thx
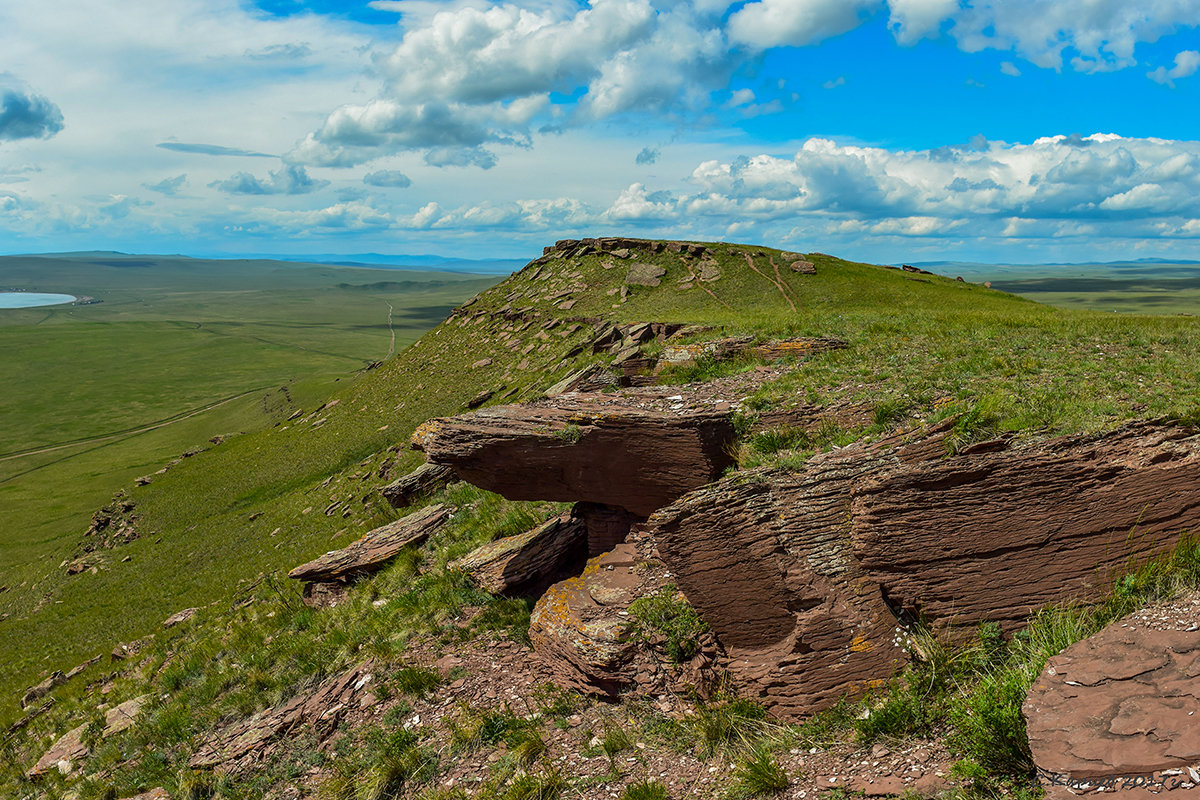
[620,780,669,800]
[627,586,708,662]
[730,747,790,797]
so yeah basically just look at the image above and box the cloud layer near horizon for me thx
[1,0,1198,261]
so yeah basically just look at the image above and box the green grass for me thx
[619,780,669,800]
[729,748,789,797]
[0,255,496,719]
[627,585,709,662]
[6,240,1200,797]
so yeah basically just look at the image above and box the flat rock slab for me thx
[413,401,736,517]
[451,512,586,596]
[28,695,147,779]
[163,607,199,628]
[190,663,371,770]
[380,462,456,508]
[1024,592,1200,798]
[288,504,451,582]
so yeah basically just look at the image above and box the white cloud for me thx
[210,165,330,195]
[886,0,956,44]
[603,133,1200,240]
[293,0,737,168]
[222,201,396,234]
[943,1,1200,72]
[605,182,680,221]
[1148,49,1200,86]
[728,0,878,49]
[1000,61,1021,77]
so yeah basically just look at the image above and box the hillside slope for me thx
[4,238,1200,800]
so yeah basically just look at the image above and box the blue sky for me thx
[1,0,1199,264]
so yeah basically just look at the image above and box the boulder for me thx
[451,513,587,596]
[380,462,456,508]
[21,672,66,709]
[1024,592,1200,798]
[27,695,147,779]
[412,400,736,517]
[528,544,643,696]
[626,262,666,287]
[288,503,452,583]
[162,607,199,629]
[111,636,152,662]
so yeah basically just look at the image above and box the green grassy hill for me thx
[3,241,1200,800]
[0,255,498,715]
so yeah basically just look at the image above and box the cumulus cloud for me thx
[887,0,957,44]
[292,0,736,168]
[603,134,1200,239]
[288,0,1200,173]
[221,201,396,234]
[210,164,330,195]
[157,142,275,158]
[1000,61,1021,76]
[363,169,412,187]
[732,0,1198,72]
[728,0,876,48]
[425,197,595,231]
[0,86,64,141]
[1148,50,1200,86]
[144,174,188,195]
[939,1,1200,72]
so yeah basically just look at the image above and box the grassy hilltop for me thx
[3,241,1200,799]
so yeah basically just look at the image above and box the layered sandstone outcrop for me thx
[853,423,1200,631]
[648,427,950,716]
[412,400,736,517]
[452,512,586,596]
[289,504,452,605]
[649,421,1200,717]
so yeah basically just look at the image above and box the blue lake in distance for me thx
[0,292,77,309]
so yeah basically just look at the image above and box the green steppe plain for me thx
[0,254,497,717]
